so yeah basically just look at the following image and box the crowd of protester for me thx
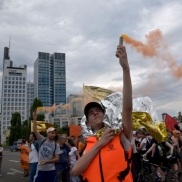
[133,124,182,181]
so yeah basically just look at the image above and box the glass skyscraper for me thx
[34,52,66,107]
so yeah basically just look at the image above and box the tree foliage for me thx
[21,120,29,140]
[28,98,45,137]
[9,112,22,145]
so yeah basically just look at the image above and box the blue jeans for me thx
[34,170,57,182]
[29,162,38,182]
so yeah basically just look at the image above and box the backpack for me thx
[32,141,39,152]
[39,139,57,156]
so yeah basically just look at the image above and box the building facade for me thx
[27,82,34,120]
[34,52,66,108]
[67,94,84,118]
[1,47,27,143]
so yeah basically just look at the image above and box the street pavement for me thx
[0,149,28,182]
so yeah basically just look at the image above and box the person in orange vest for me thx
[72,43,133,182]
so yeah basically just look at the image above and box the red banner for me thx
[165,113,178,130]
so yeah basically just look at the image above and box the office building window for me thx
[19,103,21,106]
[9,77,11,80]
[3,116,6,120]
[4,94,7,97]
[12,94,14,97]
[5,76,7,80]
[3,112,6,115]
[19,81,22,84]
[19,107,21,110]
[16,77,18,80]
[8,89,11,93]
[8,81,11,84]
[12,77,15,80]
[12,81,15,84]
[12,85,14,88]
[23,77,25,80]
[8,85,11,88]
[19,77,22,80]
[4,81,7,84]
[16,81,18,84]
[8,94,10,97]
[3,107,6,110]
[23,82,25,85]
[4,85,7,88]
[8,103,10,106]
[4,98,6,101]
[4,103,6,106]
[15,94,18,97]
[19,94,21,97]
[19,86,22,89]
[4,89,7,92]
[11,103,14,106]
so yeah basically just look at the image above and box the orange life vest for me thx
[83,135,133,182]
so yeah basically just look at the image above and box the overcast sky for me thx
[0,0,182,120]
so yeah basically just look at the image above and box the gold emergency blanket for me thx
[132,112,167,142]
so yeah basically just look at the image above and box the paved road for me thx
[0,149,28,182]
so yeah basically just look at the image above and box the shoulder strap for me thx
[33,141,39,152]
[53,142,57,156]
[39,139,46,150]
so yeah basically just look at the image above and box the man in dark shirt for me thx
[55,134,71,182]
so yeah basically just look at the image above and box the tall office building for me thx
[1,47,27,143]
[34,52,66,108]
[27,81,34,119]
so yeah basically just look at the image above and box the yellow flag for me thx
[31,121,54,132]
[83,85,114,105]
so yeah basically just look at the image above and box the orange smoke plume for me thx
[37,104,57,112]
[123,29,182,79]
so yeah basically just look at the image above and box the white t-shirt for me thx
[139,138,147,151]
[69,147,77,165]
[29,143,38,163]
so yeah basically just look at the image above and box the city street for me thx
[0,149,28,182]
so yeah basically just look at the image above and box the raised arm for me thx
[33,111,41,140]
[116,45,132,141]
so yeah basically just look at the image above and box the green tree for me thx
[9,112,22,145]
[28,98,45,137]
[21,120,29,140]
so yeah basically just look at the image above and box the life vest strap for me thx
[117,150,132,181]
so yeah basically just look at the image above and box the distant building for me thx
[70,116,83,126]
[34,52,66,110]
[27,82,34,120]
[49,114,70,128]
[67,94,84,118]
[1,47,27,143]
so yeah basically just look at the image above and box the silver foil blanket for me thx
[81,92,158,140]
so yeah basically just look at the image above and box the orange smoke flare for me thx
[123,29,182,79]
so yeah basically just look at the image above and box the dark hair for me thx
[138,130,146,135]
[22,139,26,144]
[0,143,2,147]
[68,138,76,147]
[30,132,37,140]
